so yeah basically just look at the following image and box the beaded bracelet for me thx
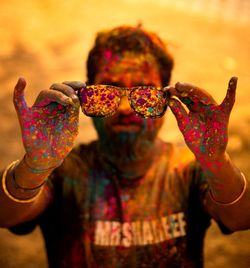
[1,161,43,203]
[209,172,247,206]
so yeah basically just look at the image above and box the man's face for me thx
[91,51,165,142]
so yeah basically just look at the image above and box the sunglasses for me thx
[77,85,170,118]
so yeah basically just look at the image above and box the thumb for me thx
[67,100,80,120]
[13,77,29,115]
[220,76,237,114]
[169,97,188,131]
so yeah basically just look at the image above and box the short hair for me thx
[87,25,174,86]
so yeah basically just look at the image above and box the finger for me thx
[33,89,74,107]
[162,85,176,97]
[62,81,86,90]
[13,77,29,114]
[50,83,79,106]
[220,76,237,113]
[67,101,80,122]
[162,85,173,92]
[175,82,217,105]
[168,97,189,130]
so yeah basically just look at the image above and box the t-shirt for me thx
[10,139,227,268]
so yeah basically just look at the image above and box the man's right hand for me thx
[13,78,80,170]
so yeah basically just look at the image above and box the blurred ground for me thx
[0,0,249,267]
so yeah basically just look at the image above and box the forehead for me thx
[94,51,162,87]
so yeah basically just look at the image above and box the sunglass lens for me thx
[79,85,120,117]
[129,87,167,118]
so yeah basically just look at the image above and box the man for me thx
[0,25,249,267]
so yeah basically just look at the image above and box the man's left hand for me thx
[169,77,237,164]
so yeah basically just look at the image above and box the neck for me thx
[98,134,159,179]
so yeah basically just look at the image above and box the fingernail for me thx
[68,98,74,105]
[62,96,72,105]
[73,81,86,87]
[72,94,79,101]
[169,99,175,106]
[162,86,171,91]
[68,97,80,109]
[75,81,85,86]
[71,101,80,109]
[180,92,188,97]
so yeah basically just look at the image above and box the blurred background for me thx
[0,0,249,267]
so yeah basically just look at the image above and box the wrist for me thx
[209,172,247,206]
[2,161,44,203]
[196,152,228,171]
[24,154,62,173]
[14,157,53,190]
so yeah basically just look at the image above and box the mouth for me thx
[110,114,144,132]
[111,124,141,133]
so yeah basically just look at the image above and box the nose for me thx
[118,96,132,113]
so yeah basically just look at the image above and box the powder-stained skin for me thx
[13,78,80,170]
[168,77,237,167]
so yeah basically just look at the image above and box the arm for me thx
[0,161,51,227]
[168,77,250,231]
[0,78,80,227]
